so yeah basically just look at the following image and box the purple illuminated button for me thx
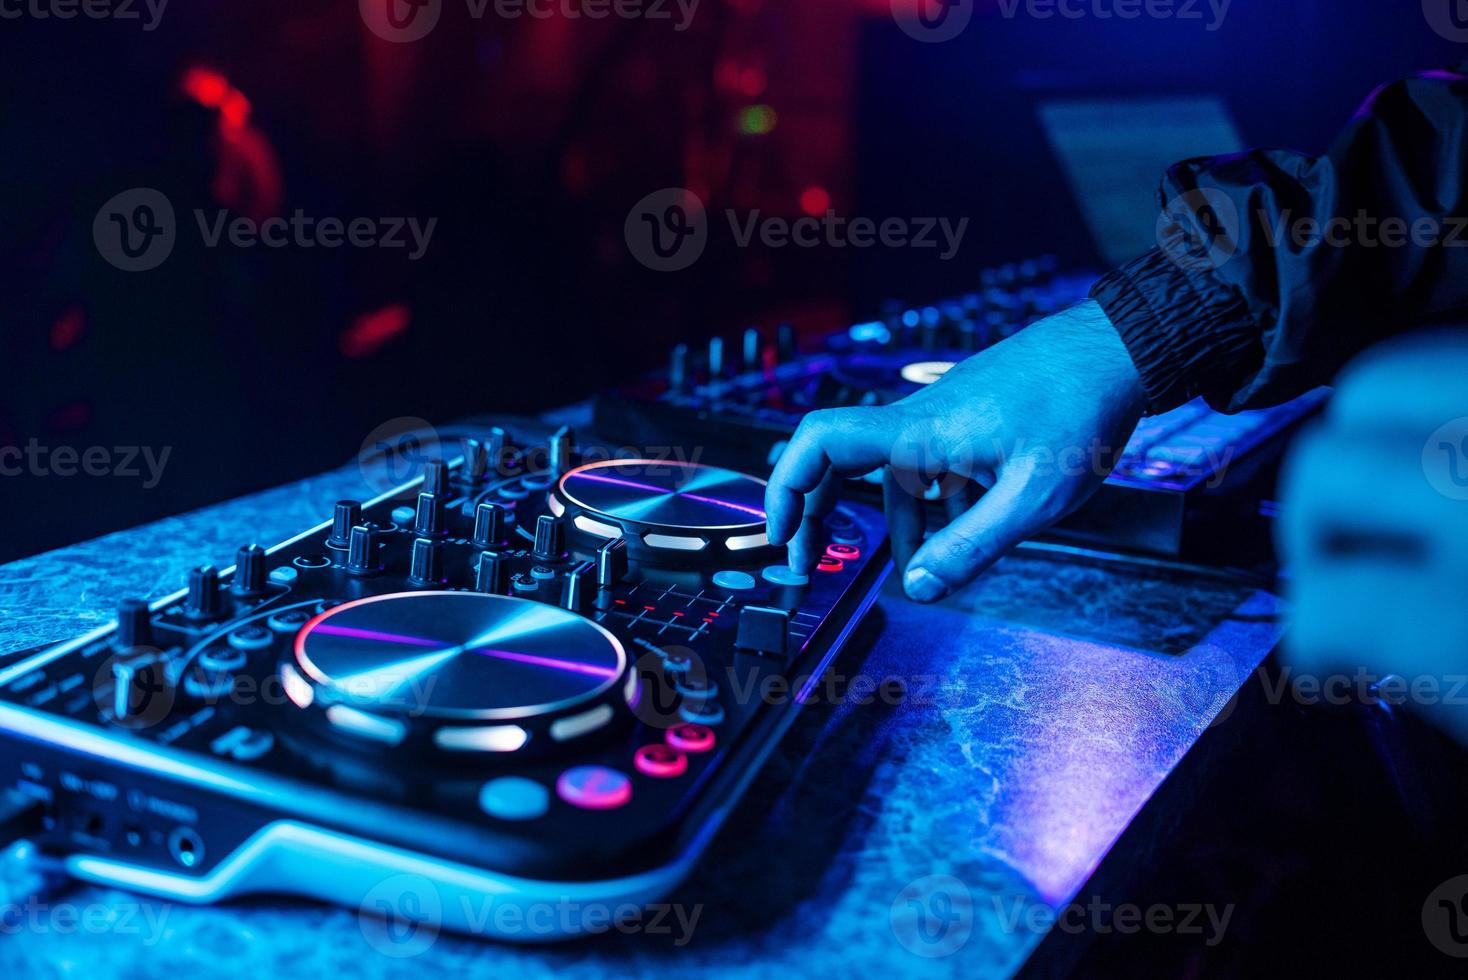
[634,744,688,779]
[556,765,632,810]
[666,723,716,754]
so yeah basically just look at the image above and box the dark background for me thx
[1,0,1460,562]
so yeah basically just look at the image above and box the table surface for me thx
[0,426,1281,979]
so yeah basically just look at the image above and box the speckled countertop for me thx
[0,428,1281,979]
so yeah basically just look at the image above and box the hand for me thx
[765,300,1148,601]
[1279,329,1468,745]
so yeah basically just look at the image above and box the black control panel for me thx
[0,426,890,936]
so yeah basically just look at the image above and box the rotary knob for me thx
[413,491,445,537]
[409,538,445,587]
[346,525,384,576]
[549,426,576,477]
[115,598,153,651]
[669,343,690,391]
[532,515,566,563]
[231,544,268,597]
[473,502,508,550]
[475,552,509,594]
[327,500,362,550]
[423,459,449,496]
[184,566,222,621]
[461,437,490,483]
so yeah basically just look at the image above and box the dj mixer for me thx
[0,427,889,939]
[595,260,1326,559]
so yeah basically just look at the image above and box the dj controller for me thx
[0,428,890,939]
[595,259,1326,559]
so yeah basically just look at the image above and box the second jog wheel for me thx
[548,459,774,562]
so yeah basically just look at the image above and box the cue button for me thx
[479,777,550,821]
[761,565,809,587]
[711,570,758,592]
[556,766,632,810]
[666,723,716,754]
[679,700,725,725]
[634,744,688,779]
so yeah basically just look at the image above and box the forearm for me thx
[1093,65,1468,414]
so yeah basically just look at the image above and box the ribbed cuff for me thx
[1089,247,1261,414]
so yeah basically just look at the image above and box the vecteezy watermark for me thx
[995,0,1232,31]
[992,894,1234,946]
[0,440,171,488]
[93,188,436,272]
[0,0,168,30]
[891,0,975,43]
[1262,210,1468,253]
[0,896,173,943]
[626,187,969,272]
[1157,187,1241,273]
[1160,193,1468,274]
[890,875,975,957]
[359,0,699,44]
[1423,0,1468,43]
[1424,418,1468,501]
[1423,874,1468,958]
[357,875,702,955]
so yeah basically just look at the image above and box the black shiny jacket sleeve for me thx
[1090,66,1468,414]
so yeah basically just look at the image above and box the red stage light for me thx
[340,304,412,359]
[49,305,85,352]
[799,186,832,216]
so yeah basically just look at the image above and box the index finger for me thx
[766,407,897,545]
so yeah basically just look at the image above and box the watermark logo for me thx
[359,874,442,957]
[993,894,1233,945]
[360,0,442,43]
[360,0,698,42]
[1423,418,1468,501]
[892,0,974,43]
[629,644,708,729]
[94,188,176,272]
[1157,187,1240,272]
[92,650,175,729]
[626,187,969,271]
[94,188,437,272]
[1423,875,1468,958]
[890,874,974,957]
[0,0,169,30]
[993,0,1232,31]
[0,441,171,488]
[1424,0,1468,42]
[357,417,444,496]
[626,187,708,272]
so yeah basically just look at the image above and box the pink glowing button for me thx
[666,723,716,754]
[556,766,632,810]
[634,744,689,779]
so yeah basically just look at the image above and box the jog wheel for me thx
[548,459,774,563]
[282,592,633,758]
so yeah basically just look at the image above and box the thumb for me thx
[901,462,1060,603]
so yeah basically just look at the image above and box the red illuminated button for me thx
[634,744,689,778]
[825,544,860,561]
[816,556,844,574]
[556,766,632,810]
[666,723,716,754]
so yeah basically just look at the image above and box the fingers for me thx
[788,470,838,575]
[903,464,1059,603]
[883,467,927,577]
[766,407,898,547]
